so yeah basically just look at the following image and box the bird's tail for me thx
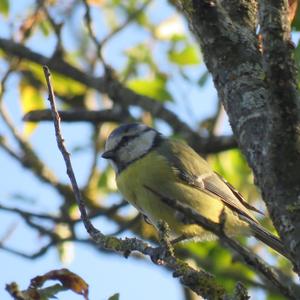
[247,220,290,259]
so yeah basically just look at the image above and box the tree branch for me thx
[259,0,300,271]
[23,108,132,124]
[0,37,237,154]
[98,0,152,49]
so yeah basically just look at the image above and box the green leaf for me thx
[136,12,151,28]
[127,76,172,102]
[168,44,201,66]
[24,62,86,96]
[0,0,9,17]
[108,293,120,300]
[198,70,210,86]
[38,19,51,36]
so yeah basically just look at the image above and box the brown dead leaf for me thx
[31,268,89,300]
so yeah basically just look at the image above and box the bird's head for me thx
[102,123,162,173]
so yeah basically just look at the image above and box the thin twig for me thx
[82,0,105,64]
[0,222,18,245]
[43,65,100,238]
[0,203,61,222]
[99,0,152,48]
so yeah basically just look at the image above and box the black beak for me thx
[101,150,115,159]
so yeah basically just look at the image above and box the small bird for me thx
[102,123,287,258]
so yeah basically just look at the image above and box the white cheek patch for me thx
[105,136,122,152]
[119,130,157,163]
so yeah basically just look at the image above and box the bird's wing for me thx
[180,170,261,223]
[215,173,264,215]
[158,139,261,223]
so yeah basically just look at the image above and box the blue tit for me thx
[102,123,287,257]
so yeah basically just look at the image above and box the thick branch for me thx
[23,108,236,153]
[23,108,132,123]
[259,0,300,270]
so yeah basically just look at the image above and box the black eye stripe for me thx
[113,135,136,152]
[111,128,154,153]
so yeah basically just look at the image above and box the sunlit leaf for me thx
[98,167,117,192]
[168,44,201,66]
[0,0,9,17]
[123,43,158,78]
[55,224,74,265]
[136,11,151,28]
[155,15,185,40]
[266,293,286,300]
[24,62,86,96]
[19,83,45,136]
[38,19,51,36]
[125,43,152,63]
[127,76,172,102]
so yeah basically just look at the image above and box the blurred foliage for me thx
[0,0,298,299]
[0,0,9,17]
[127,74,172,101]
[208,149,258,204]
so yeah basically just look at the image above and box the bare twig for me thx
[0,222,18,245]
[0,242,55,259]
[82,0,152,62]
[43,65,101,238]
[99,0,152,48]
[0,203,61,222]
[0,65,73,201]
[0,135,21,161]
[82,0,105,64]
[40,3,63,55]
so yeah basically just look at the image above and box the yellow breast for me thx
[116,150,249,240]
